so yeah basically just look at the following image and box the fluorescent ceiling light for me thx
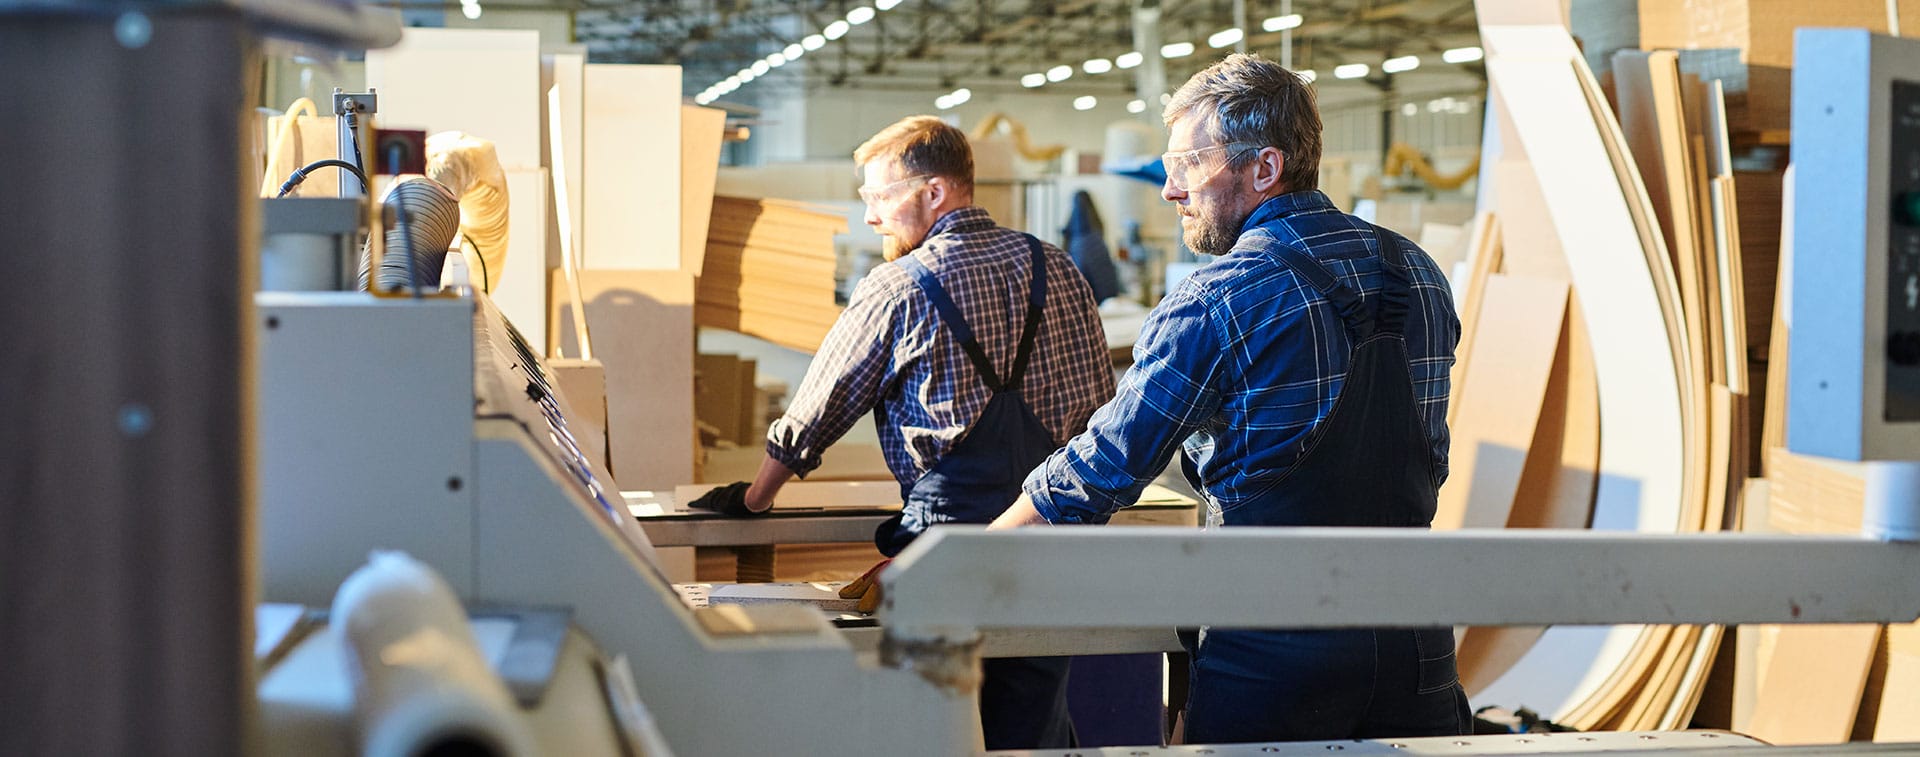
[1297,69,1317,83]
[1262,13,1302,31]
[824,20,850,40]
[1333,63,1369,79]
[462,3,482,20]
[1021,73,1047,87]
[847,6,875,24]
[1382,55,1420,73]
[949,87,971,105]
[784,43,805,59]
[1208,28,1243,48]
[1400,103,1417,116]
[876,0,903,9]
[1127,99,1146,113]
[1083,58,1113,74]
[1442,46,1484,63]
[724,75,741,86]
[802,34,826,50]
[1047,64,1073,82]
[935,95,954,110]
[1073,96,1097,111]
[1116,51,1144,69]
[695,93,714,105]
[1160,41,1194,58]
[768,53,787,67]
[750,60,771,76]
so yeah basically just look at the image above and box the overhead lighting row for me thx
[460,0,483,20]
[694,0,907,104]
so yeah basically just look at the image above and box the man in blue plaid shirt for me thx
[691,115,1112,750]
[993,54,1468,743]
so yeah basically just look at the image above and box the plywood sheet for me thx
[695,353,747,445]
[1492,160,1569,280]
[707,582,859,612]
[1765,446,1866,534]
[1875,622,1920,742]
[582,63,682,270]
[548,358,608,473]
[681,105,727,275]
[700,444,894,484]
[1435,274,1570,530]
[541,52,585,272]
[366,28,542,169]
[552,270,695,489]
[1747,624,1883,745]
[1509,299,1599,530]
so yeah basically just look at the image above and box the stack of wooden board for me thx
[697,196,848,353]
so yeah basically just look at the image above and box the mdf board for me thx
[1474,24,1688,723]
[583,64,682,270]
[681,105,727,275]
[1764,446,1866,534]
[699,444,893,483]
[1746,624,1883,745]
[495,167,550,341]
[695,354,747,445]
[366,28,542,169]
[1491,160,1569,280]
[541,52,585,272]
[1875,622,1920,742]
[1509,298,1600,530]
[671,481,901,511]
[1448,213,1501,425]
[549,358,609,474]
[1435,274,1571,531]
[552,270,696,489]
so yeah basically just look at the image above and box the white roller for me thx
[332,551,533,757]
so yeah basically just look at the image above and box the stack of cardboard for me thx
[697,196,848,354]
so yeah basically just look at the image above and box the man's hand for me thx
[988,493,1051,529]
[688,481,770,517]
[838,559,892,613]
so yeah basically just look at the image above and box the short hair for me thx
[1163,53,1322,192]
[853,116,974,193]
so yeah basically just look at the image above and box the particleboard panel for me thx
[1875,622,1920,742]
[1435,274,1570,531]
[671,481,902,511]
[552,270,695,489]
[695,354,747,445]
[1764,446,1866,534]
[680,105,726,275]
[548,357,608,473]
[541,51,585,273]
[1747,624,1883,745]
[366,28,541,169]
[496,168,549,341]
[582,63,681,270]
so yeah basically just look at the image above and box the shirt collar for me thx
[1238,189,1338,234]
[925,206,996,239]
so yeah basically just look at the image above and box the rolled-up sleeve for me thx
[765,274,903,477]
[1023,283,1227,523]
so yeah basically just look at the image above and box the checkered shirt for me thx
[766,206,1116,487]
[1025,190,1461,523]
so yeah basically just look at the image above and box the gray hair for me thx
[1163,53,1322,192]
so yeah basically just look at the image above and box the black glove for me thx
[688,481,768,518]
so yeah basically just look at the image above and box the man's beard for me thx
[1183,187,1247,256]
[882,235,911,261]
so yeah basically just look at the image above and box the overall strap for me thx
[1265,238,1374,340]
[1367,223,1414,338]
[896,251,1005,391]
[1004,235,1048,389]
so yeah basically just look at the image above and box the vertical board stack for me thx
[696,196,848,354]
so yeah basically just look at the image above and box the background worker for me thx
[990,54,1468,743]
[693,115,1114,750]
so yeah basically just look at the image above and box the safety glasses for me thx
[858,174,931,205]
[1161,142,1262,192]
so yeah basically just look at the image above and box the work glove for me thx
[838,558,892,614]
[688,481,768,518]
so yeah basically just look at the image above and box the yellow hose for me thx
[968,112,1067,162]
[1382,142,1480,191]
[259,97,318,197]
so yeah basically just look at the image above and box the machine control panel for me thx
[1790,29,1920,460]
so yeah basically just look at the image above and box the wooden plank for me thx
[366,28,542,168]
[1435,275,1571,530]
[1509,297,1600,529]
[552,270,696,489]
[681,105,727,275]
[707,582,860,612]
[541,51,586,273]
[1765,446,1867,534]
[1747,624,1883,745]
[496,167,549,342]
[1875,622,1920,742]
[1492,160,1569,280]
[1447,213,1502,426]
[699,444,894,484]
[695,354,746,446]
[548,358,609,474]
[582,63,682,270]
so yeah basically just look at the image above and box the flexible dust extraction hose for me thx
[357,177,462,293]
[426,132,510,293]
[331,551,533,757]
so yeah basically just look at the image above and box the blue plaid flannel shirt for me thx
[1024,190,1460,524]
[767,207,1115,487]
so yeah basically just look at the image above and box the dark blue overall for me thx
[1179,226,1470,744]
[884,237,1077,750]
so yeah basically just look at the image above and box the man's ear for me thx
[924,175,948,207]
[1250,146,1287,194]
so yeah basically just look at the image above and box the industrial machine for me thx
[251,25,1920,757]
